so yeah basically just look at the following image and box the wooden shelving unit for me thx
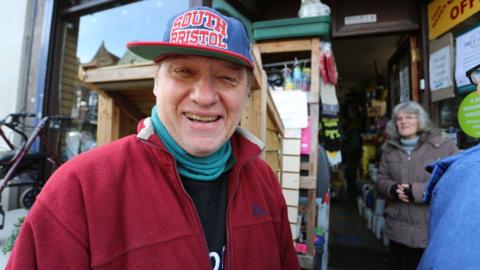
[254,37,322,269]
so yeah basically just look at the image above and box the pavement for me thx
[0,208,29,269]
[328,196,393,270]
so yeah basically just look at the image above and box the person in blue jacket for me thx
[418,64,480,269]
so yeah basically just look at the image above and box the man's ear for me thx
[153,77,159,97]
[152,64,162,97]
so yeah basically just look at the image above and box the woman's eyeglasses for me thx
[466,64,480,85]
[395,115,418,122]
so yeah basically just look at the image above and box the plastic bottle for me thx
[301,67,311,91]
[293,59,303,90]
[282,64,294,90]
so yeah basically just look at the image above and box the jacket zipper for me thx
[405,149,414,246]
[141,137,263,270]
[389,136,444,247]
[407,141,424,246]
[174,167,212,269]
[140,139,212,269]
[225,152,261,270]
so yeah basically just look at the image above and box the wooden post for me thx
[259,71,268,148]
[255,39,314,53]
[311,38,321,93]
[410,36,420,102]
[306,102,319,255]
[97,95,120,146]
[241,71,267,142]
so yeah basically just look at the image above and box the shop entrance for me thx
[326,33,409,269]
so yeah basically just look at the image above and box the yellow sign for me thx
[428,0,480,40]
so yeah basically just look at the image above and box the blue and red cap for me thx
[127,7,253,68]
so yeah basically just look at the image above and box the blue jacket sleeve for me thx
[418,161,480,269]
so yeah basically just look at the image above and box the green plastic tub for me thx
[253,16,330,41]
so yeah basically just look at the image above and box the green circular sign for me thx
[458,92,480,138]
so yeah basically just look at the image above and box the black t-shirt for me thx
[182,173,228,270]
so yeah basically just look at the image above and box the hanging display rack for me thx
[262,58,312,69]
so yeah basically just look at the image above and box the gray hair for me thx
[385,101,431,139]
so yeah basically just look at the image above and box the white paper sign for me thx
[399,67,410,102]
[455,25,480,87]
[344,14,377,25]
[270,90,308,129]
[429,46,453,91]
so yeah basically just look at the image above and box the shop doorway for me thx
[326,33,414,269]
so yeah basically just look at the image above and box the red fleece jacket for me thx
[7,119,299,270]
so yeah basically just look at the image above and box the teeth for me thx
[185,112,218,122]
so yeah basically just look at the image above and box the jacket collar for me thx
[424,144,480,203]
[420,129,447,148]
[136,117,264,163]
[385,129,446,151]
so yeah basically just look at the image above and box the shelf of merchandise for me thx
[254,37,322,269]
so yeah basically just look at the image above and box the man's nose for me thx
[190,75,219,106]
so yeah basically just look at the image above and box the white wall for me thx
[0,0,31,119]
[0,0,32,209]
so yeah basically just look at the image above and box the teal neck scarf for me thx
[400,136,419,155]
[151,106,233,181]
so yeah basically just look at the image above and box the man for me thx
[7,7,299,270]
[417,64,480,269]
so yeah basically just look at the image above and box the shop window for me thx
[389,51,410,106]
[438,94,480,149]
[434,20,480,150]
[438,97,459,129]
[57,0,189,160]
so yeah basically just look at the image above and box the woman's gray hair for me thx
[385,101,431,139]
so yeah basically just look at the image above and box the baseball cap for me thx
[127,6,253,68]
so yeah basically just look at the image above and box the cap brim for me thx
[127,41,253,68]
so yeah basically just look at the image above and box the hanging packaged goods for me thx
[319,42,338,86]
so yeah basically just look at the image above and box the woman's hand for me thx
[396,183,413,203]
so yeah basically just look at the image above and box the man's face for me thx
[477,83,480,95]
[153,55,250,157]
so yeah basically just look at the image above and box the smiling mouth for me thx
[184,112,220,123]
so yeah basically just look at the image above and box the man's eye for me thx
[173,67,193,76]
[219,76,238,84]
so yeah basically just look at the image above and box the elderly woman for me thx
[376,101,457,270]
